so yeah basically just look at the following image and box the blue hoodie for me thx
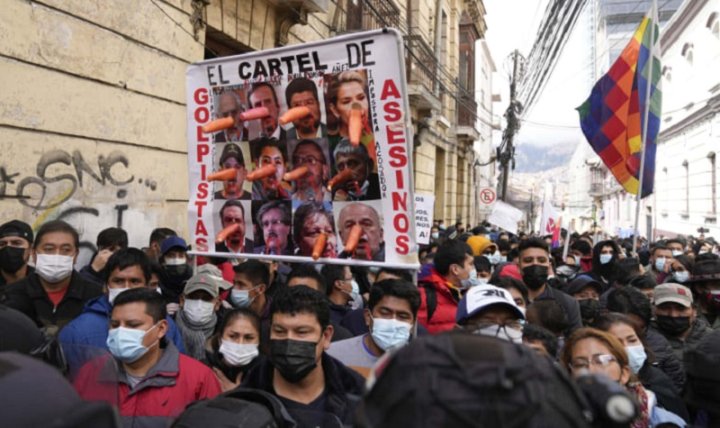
[59,295,185,371]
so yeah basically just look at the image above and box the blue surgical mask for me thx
[654,257,666,272]
[672,271,689,283]
[487,251,502,265]
[230,289,253,308]
[625,345,647,374]
[460,269,478,289]
[599,254,613,265]
[371,318,411,350]
[106,324,158,363]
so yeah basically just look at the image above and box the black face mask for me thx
[656,315,691,336]
[578,299,600,324]
[522,265,549,290]
[0,246,27,274]
[270,339,319,383]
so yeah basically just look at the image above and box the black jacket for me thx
[638,361,689,422]
[535,284,583,333]
[0,272,102,335]
[645,327,686,391]
[651,317,714,363]
[242,352,364,426]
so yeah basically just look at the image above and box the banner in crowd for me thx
[488,201,523,235]
[185,30,418,267]
[414,194,435,245]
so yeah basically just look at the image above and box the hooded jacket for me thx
[59,295,185,370]
[242,352,364,425]
[417,267,461,334]
[589,240,622,292]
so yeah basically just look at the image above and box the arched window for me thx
[662,65,672,82]
[708,12,719,38]
[681,43,694,64]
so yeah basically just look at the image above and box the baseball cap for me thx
[160,236,188,256]
[456,284,525,324]
[220,143,245,166]
[654,283,693,308]
[196,264,232,290]
[183,273,220,298]
[496,263,523,281]
[0,220,33,244]
[566,276,603,296]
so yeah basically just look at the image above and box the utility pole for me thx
[498,50,525,201]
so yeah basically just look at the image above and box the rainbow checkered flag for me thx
[577,4,662,197]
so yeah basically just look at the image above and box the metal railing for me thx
[404,34,437,95]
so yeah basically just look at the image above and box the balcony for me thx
[346,0,401,32]
[456,94,480,141]
[404,35,441,111]
[589,182,604,197]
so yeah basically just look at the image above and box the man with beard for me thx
[214,143,251,200]
[241,285,364,426]
[216,200,254,254]
[253,201,293,255]
[290,139,330,202]
[0,220,34,287]
[250,137,291,200]
[214,91,248,143]
[517,238,582,333]
[284,77,327,140]
[337,202,384,261]
[331,139,381,201]
[248,82,286,143]
[158,236,193,315]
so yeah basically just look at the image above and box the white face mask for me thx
[164,257,187,266]
[35,254,74,283]
[473,324,523,344]
[108,287,128,305]
[183,299,216,324]
[672,270,689,283]
[219,340,259,367]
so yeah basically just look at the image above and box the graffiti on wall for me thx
[0,149,165,265]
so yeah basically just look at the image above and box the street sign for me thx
[479,188,496,205]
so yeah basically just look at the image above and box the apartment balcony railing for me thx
[348,0,401,32]
[404,34,441,110]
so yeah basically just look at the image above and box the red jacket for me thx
[73,343,221,427]
[417,268,461,334]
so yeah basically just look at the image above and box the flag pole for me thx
[632,0,657,256]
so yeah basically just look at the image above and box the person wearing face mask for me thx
[566,276,603,327]
[665,238,686,259]
[417,240,475,334]
[73,288,221,426]
[666,255,692,285]
[687,259,720,329]
[78,227,128,287]
[157,236,193,313]
[1,220,102,335]
[0,220,34,288]
[582,240,621,293]
[518,238,582,333]
[205,308,262,392]
[241,285,365,426]
[561,328,686,427]
[645,244,673,285]
[473,256,492,285]
[455,284,526,343]
[594,313,690,423]
[175,273,223,361]
[570,239,594,273]
[465,235,500,264]
[323,264,362,325]
[59,248,185,370]
[328,279,419,372]
[650,283,712,362]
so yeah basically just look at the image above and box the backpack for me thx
[172,388,297,428]
[358,332,592,428]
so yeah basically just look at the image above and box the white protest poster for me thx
[488,201,523,234]
[186,29,418,268]
[414,194,435,245]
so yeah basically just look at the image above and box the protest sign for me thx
[488,201,523,235]
[414,194,435,245]
[186,29,418,268]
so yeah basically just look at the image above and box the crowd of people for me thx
[1,217,720,427]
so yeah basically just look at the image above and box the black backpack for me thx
[357,332,592,428]
[172,388,297,428]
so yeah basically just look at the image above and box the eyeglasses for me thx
[293,155,323,166]
[465,320,525,334]
[569,354,618,371]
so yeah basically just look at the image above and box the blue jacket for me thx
[59,295,185,371]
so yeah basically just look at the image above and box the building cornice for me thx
[661,0,708,53]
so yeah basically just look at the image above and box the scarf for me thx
[175,309,217,361]
[627,382,651,428]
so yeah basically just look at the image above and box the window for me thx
[708,12,719,39]
[683,160,690,215]
[710,152,717,215]
[662,65,672,82]
[681,43,694,64]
